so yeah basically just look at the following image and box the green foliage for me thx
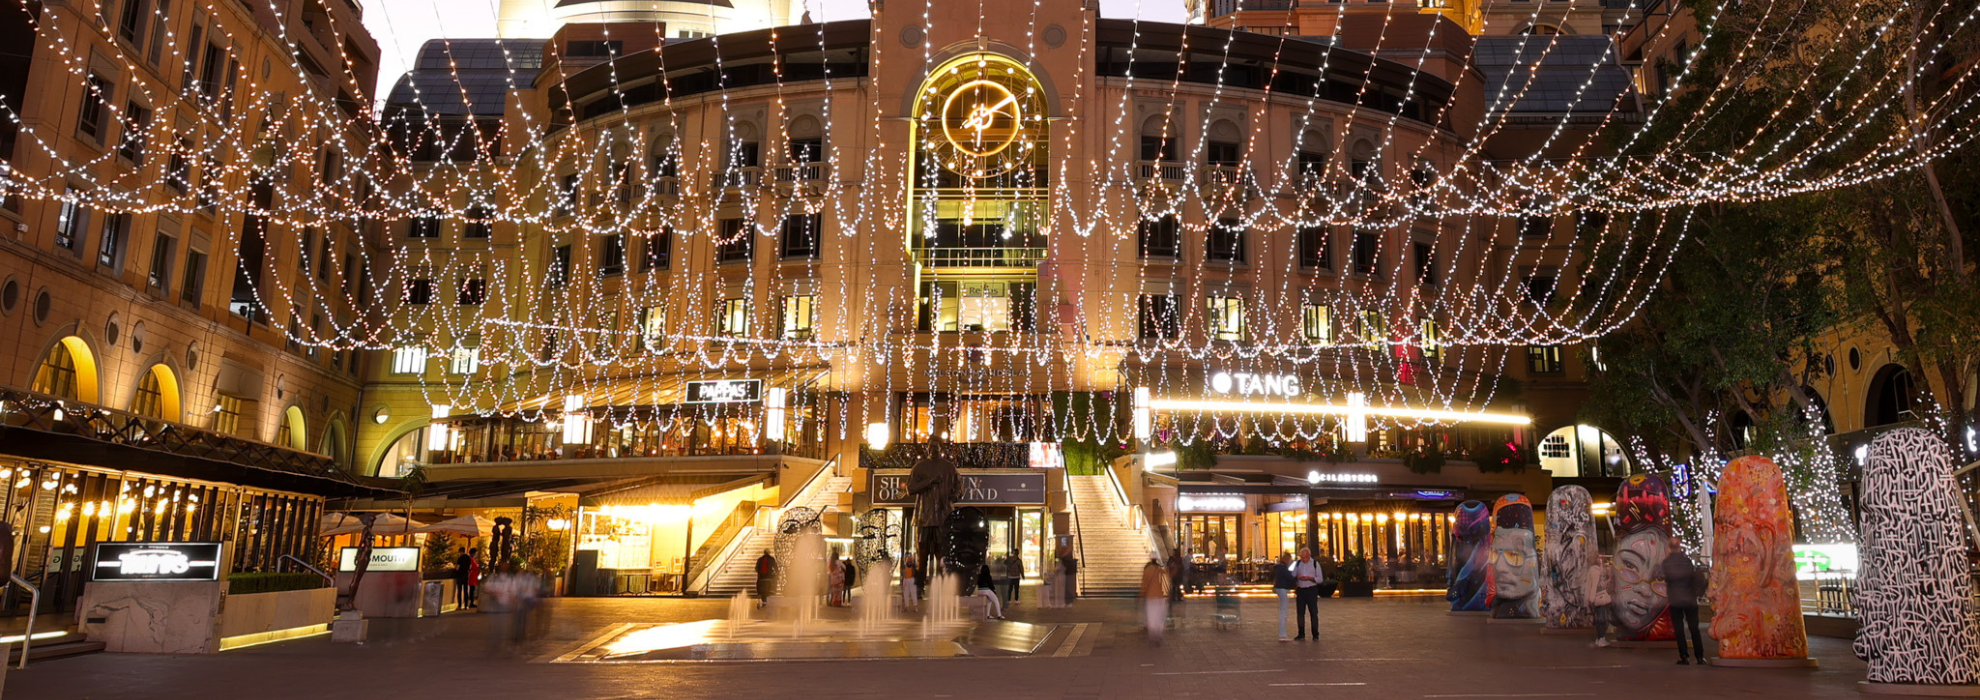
[1172,439,1219,471]
[228,572,328,595]
[1403,445,1447,474]
[422,532,457,577]
[1337,553,1370,583]
[1062,435,1126,476]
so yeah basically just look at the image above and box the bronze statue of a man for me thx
[906,438,963,585]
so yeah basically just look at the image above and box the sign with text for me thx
[684,379,764,404]
[338,547,421,573]
[870,471,1047,505]
[92,542,223,582]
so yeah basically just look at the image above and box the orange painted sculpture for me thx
[1708,456,1809,662]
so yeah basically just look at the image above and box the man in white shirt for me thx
[1291,547,1324,640]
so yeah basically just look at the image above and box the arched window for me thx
[377,427,429,478]
[1140,115,1180,162]
[1296,130,1330,178]
[278,405,307,450]
[32,336,99,402]
[649,131,679,179]
[1205,120,1242,167]
[130,364,181,421]
[786,115,824,164]
[1866,364,1918,427]
[1349,139,1378,180]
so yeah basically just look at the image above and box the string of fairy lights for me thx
[1,0,1975,476]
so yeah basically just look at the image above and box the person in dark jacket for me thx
[754,550,777,606]
[452,548,472,607]
[1272,552,1297,642]
[1662,537,1708,664]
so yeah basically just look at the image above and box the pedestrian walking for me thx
[755,550,778,607]
[1166,548,1186,603]
[828,549,846,607]
[842,556,858,604]
[975,564,1006,620]
[465,550,481,608]
[452,547,472,608]
[1291,547,1324,640]
[1272,552,1296,642]
[1588,554,1615,648]
[1003,552,1023,605]
[901,560,921,610]
[1141,558,1170,645]
[1663,538,1708,664]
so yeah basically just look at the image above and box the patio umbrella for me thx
[410,515,497,538]
[319,512,418,537]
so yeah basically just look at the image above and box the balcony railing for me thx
[914,246,1047,268]
[861,442,1032,471]
[718,167,762,189]
[774,162,827,183]
[1138,161,1186,181]
[422,410,823,466]
[0,388,355,485]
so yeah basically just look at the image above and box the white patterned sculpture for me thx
[1543,485,1594,630]
[1854,428,1980,688]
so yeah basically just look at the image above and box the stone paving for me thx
[7,593,1870,699]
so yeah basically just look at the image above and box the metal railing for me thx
[774,162,827,183]
[0,388,354,484]
[11,574,37,668]
[686,456,839,594]
[1138,161,1186,181]
[913,246,1047,269]
[277,554,335,587]
[684,500,758,588]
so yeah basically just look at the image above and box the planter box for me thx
[1339,581,1377,598]
[218,587,336,650]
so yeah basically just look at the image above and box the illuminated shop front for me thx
[869,470,1052,578]
[569,478,776,595]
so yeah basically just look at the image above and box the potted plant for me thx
[1337,553,1376,597]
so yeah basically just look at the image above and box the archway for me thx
[1865,364,1917,427]
[130,364,183,422]
[279,405,307,450]
[31,335,100,403]
[322,417,351,468]
[1537,424,1628,477]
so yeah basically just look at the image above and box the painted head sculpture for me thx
[1488,494,1539,619]
[1613,474,1674,641]
[1447,500,1492,612]
[1708,456,1808,661]
[1854,429,1980,685]
[1542,485,1594,629]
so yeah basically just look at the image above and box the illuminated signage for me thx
[684,379,764,404]
[1027,442,1064,469]
[870,472,1047,505]
[92,542,223,582]
[1207,371,1302,398]
[338,547,421,573]
[1792,544,1859,580]
[1177,494,1248,513]
[1307,472,1378,484]
[941,80,1023,158]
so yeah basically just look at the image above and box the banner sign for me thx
[92,542,223,582]
[338,547,421,573]
[870,471,1047,505]
[684,379,764,404]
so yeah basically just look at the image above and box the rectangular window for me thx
[1302,303,1332,344]
[1360,310,1386,349]
[55,187,87,251]
[391,346,428,375]
[464,203,492,238]
[1421,318,1441,361]
[1518,215,1553,238]
[147,233,175,292]
[560,174,579,214]
[1527,345,1564,374]
[640,228,671,271]
[118,0,148,49]
[406,278,435,305]
[166,137,193,193]
[564,39,623,57]
[1350,230,1380,276]
[212,394,242,435]
[780,214,820,259]
[1139,135,1178,162]
[638,305,665,351]
[1138,295,1180,340]
[297,227,315,277]
[716,298,750,337]
[1206,218,1246,263]
[318,234,335,281]
[1138,215,1181,259]
[549,244,571,288]
[450,344,482,375]
[198,44,225,101]
[788,137,823,163]
[1297,150,1328,178]
[408,216,441,238]
[782,294,816,339]
[341,253,356,294]
[181,23,203,93]
[1575,210,1610,235]
[716,218,753,264]
[119,101,150,164]
[458,278,486,305]
[1206,297,1246,341]
[78,74,112,141]
[97,211,130,270]
[1523,271,1557,306]
[1413,241,1437,286]
[180,249,205,306]
[598,234,626,276]
[1297,225,1331,270]
[1206,141,1241,167]
[729,141,760,168]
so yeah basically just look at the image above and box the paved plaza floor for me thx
[7,593,1868,699]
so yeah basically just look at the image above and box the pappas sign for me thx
[685,379,764,404]
[92,542,223,582]
[338,547,421,573]
[870,472,1047,505]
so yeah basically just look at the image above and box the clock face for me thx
[920,58,1046,181]
[941,80,1023,159]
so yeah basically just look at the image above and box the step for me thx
[7,634,104,664]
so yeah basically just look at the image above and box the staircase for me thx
[1068,474,1155,598]
[7,631,104,664]
[704,474,851,597]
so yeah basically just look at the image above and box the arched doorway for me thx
[278,405,307,450]
[129,364,183,422]
[1538,425,1628,477]
[322,418,351,468]
[1865,364,1918,427]
[31,336,100,403]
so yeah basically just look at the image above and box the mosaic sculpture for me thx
[1614,474,1675,641]
[1447,500,1492,612]
[1488,494,1540,619]
[1707,456,1810,663]
[1543,485,1594,630]
[1853,428,1980,686]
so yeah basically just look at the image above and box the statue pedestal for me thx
[1710,657,1817,668]
[1858,682,1980,696]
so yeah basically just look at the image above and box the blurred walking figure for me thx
[1588,554,1615,648]
[976,564,1006,620]
[1663,537,1709,664]
[901,560,921,610]
[482,570,542,648]
[1003,552,1024,605]
[1141,558,1170,645]
[828,549,847,607]
[755,550,777,607]
[465,550,481,609]
[1272,552,1296,641]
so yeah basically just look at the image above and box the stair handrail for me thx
[11,573,39,668]
[1105,463,1166,566]
[684,500,760,593]
[690,456,839,595]
[1065,471,1088,594]
[277,554,334,587]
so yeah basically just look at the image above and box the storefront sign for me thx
[1394,489,1465,500]
[337,547,421,573]
[1793,543,1859,580]
[684,379,763,404]
[1207,370,1301,398]
[870,472,1047,505]
[1307,472,1378,484]
[1263,495,1309,513]
[1177,494,1248,513]
[92,542,223,582]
